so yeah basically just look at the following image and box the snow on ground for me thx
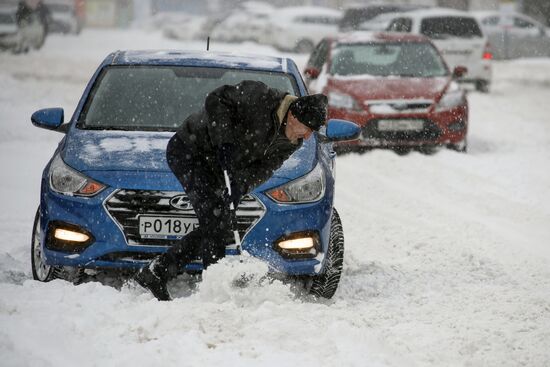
[1,29,549,367]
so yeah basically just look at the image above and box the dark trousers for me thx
[154,134,237,280]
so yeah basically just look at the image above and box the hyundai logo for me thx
[169,195,193,211]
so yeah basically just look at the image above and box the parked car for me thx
[263,6,342,53]
[210,2,274,43]
[473,10,550,59]
[355,12,403,32]
[44,0,81,34]
[339,3,428,32]
[304,32,468,154]
[30,50,360,299]
[0,2,46,53]
[384,8,492,92]
[160,12,210,42]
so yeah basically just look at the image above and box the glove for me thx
[223,182,242,209]
[218,143,234,171]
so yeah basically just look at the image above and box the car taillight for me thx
[483,42,492,60]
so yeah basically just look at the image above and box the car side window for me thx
[387,17,412,33]
[299,16,339,25]
[514,17,536,29]
[316,40,330,68]
[308,40,329,69]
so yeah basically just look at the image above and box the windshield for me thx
[330,42,449,78]
[420,17,483,39]
[78,66,299,131]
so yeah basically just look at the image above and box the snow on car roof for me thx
[273,6,342,18]
[399,7,474,19]
[238,1,275,14]
[470,10,500,18]
[336,31,429,44]
[109,50,288,72]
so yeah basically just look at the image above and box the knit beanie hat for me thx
[289,94,328,131]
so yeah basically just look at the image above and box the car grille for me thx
[367,99,434,114]
[104,190,265,246]
[363,119,441,142]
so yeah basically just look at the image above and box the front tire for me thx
[475,80,490,93]
[31,208,55,281]
[447,138,468,153]
[309,208,344,299]
[31,208,85,283]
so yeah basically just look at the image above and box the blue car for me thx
[30,51,360,298]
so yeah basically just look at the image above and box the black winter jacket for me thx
[175,80,301,193]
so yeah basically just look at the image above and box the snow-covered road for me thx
[1,29,549,367]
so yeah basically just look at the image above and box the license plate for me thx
[378,119,424,131]
[138,215,199,239]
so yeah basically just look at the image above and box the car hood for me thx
[62,129,316,189]
[327,75,450,101]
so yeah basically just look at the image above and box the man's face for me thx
[285,111,314,144]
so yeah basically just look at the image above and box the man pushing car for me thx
[134,80,327,301]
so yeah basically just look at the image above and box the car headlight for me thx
[436,82,466,111]
[49,155,106,196]
[328,91,361,111]
[266,163,325,204]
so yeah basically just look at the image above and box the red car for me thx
[304,32,468,153]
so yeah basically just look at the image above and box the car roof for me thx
[471,10,538,21]
[105,50,291,73]
[343,3,426,11]
[273,6,342,18]
[393,7,474,19]
[470,10,500,18]
[334,31,431,44]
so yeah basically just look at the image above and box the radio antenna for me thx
[206,37,210,51]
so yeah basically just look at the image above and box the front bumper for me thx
[39,179,333,276]
[330,104,468,149]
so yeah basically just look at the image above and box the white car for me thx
[210,2,274,43]
[263,6,342,53]
[160,13,210,42]
[473,10,550,59]
[385,8,492,92]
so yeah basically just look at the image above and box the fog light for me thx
[278,237,315,250]
[275,232,319,258]
[54,228,90,243]
[448,120,466,132]
[46,221,94,253]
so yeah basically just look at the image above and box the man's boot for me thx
[134,259,171,301]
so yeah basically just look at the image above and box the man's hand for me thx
[218,143,233,171]
[223,184,241,210]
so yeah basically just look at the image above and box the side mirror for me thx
[304,66,320,80]
[322,119,361,142]
[31,108,65,132]
[452,66,468,79]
